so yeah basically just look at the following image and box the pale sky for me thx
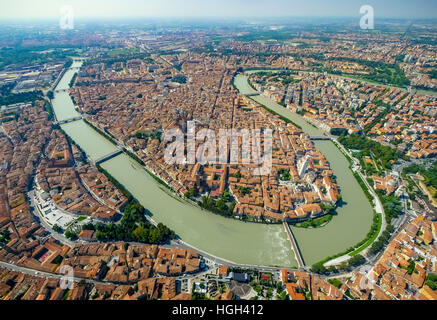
[1,0,436,19]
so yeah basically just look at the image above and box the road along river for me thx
[51,60,298,268]
[234,73,374,265]
[51,61,373,267]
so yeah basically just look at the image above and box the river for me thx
[51,61,373,267]
[234,73,374,265]
[52,60,298,268]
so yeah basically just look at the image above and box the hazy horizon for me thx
[1,0,437,20]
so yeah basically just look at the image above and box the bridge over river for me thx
[94,149,123,165]
[283,222,306,269]
[57,116,83,125]
[48,60,374,268]
[310,136,331,141]
[233,73,374,266]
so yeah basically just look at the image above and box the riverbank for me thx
[291,214,333,229]
[49,59,298,268]
[234,72,374,266]
[244,67,437,97]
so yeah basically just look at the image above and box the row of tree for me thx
[403,160,437,198]
[0,87,43,106]
[83,201,175,244]
[339,134,404,171]
[185,188,237,218]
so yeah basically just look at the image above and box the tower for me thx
[297,155,310,178]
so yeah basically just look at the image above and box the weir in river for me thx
[51,60,299,268]
[50,60,373,267]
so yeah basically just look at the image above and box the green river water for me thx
[50,61,373,267]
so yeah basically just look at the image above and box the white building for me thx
[297,155,310,178]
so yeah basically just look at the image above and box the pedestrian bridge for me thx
[54,89,69,93]
[310,136,331,141]
[94,149,123,165]
[57,116,82,125]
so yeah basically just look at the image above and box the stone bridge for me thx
[283,221,306,269]
[94,149,123,165]
[310,136,331,141]
[57,116,83,125]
